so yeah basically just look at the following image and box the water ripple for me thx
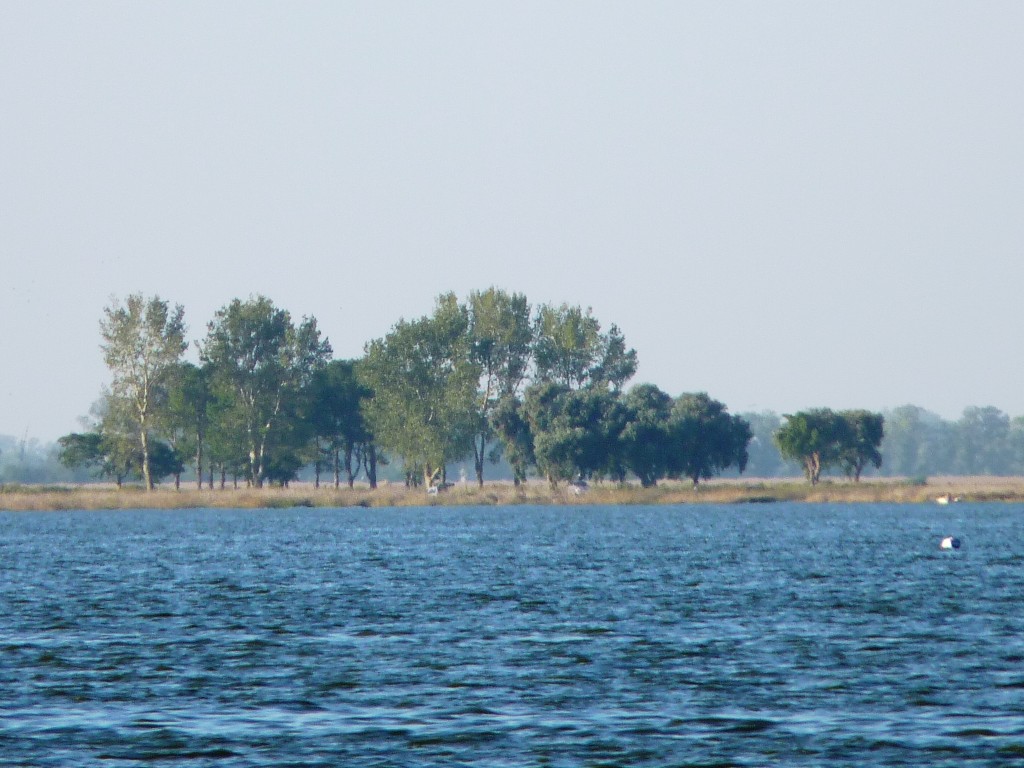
[1,503,1022,766]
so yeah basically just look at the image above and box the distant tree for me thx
[57,432,107,478]
[954,406,1011,475]
[309,359,375,488]
[523,382,625,485]
[669,393,752,487]
[737,411,798,477]
[533,304,637,391]
[361,294,479,487]
[1008,416,1024,475]
[880,405,956,478]
[521,382,576,485]
[620,384,675,487]
[774,409,846,485]
[58,401,182,488]
[838,410,884,481]
[490,394,535,485]
[467,288,533,486]
[99,294,187,490]
[148,441,185,486]
[200,296,331,487]
[163,362,211,489]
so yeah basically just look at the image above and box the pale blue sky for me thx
[2,2,1023,442]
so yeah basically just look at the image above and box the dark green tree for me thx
[620,384,675,487]
[669,393,751,487]
[57,432,108,479]
[523,382,625,486]
[163,362,211,489]
[308,359,376,487]
[838,410,884,481]
[490,394,535,485]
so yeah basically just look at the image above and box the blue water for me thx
[1,503,1022,766]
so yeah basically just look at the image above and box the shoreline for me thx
[2,477,1022,511]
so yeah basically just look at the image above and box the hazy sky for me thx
[2,2,1023,442]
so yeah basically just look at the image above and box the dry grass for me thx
[3,476,1024,511]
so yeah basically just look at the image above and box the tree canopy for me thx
[99,293,187,489]
[53,289,922,491]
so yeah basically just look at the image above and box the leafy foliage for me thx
[361,294,479,486]
[99,294,187,489]
[200,296,331,487]
[669,393,752,486]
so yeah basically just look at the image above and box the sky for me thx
[2,1,1023,443]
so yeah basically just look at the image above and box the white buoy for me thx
[940,536,961,550]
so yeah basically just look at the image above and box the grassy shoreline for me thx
[3,477,1023,511]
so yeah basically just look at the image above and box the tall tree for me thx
[99,294,187,490]
[533,304,637,391]
[163,362,211,489]
[200,296,331,487]
[467,288,533,486]
[361,294,479,486]
[490,394,535,485]
[309,359,374,488]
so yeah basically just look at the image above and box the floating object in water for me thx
[940,536,961,550]
[935,493,961,505]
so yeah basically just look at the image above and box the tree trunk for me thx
[195,440,203,490]
[140,428,153,490]
[366,445,378,489]
[474,435,485,487]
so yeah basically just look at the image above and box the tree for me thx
[58,393,182,487]
[533,304,637,391]
[467,288,533,486]
[523,382,625,486]
[620,384,675,487]
[490,394,535,485]
[163,362,211,489]
[57,432,108,479]
[738,411,799,477]
[200,296,331,487]
[669,393,751,487]
[774,409,847,485]
[954,406,1011,475]
[838,410,884,481]
[881,405,955,478]
[99,294,187,489]
[361,294,479,486]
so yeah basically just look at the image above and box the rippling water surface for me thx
[2,503,1023,766]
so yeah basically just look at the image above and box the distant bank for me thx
[3,478,1023,511]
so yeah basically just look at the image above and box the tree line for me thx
[56,290,890,490]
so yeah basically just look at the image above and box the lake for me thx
[1,503,1022,766]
